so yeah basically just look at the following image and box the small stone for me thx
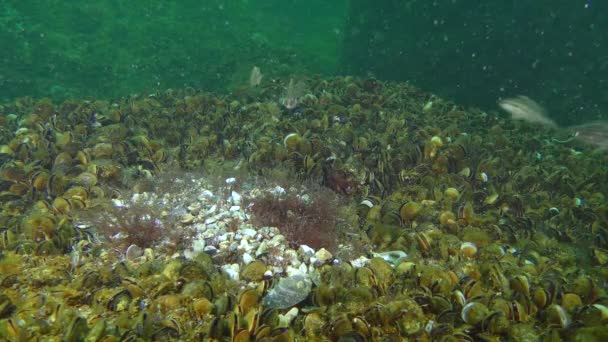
[268,234,285,247]
[180,213,196,224]
[219,241,231,251]
[203,245,218,255]
[238,238,249,250]
[256,241,269,257]
[283,249,301,267]
[241,228,257,238]
[314,248,333,264]
[298,245,315,261]
[221,263,240,281]
[183,249,196,260]
[203,204,217,216]
[198,190,214,201]
[228,242,239,253]
[191,239,205,252]
[298,263,308,275]
[216,211,230,220]
[242,252,255,265]
[285,264,308,277]
[350,256,370,268]
[187,202,201,213]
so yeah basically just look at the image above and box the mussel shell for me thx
[510,275,530,298]
[545,304,570,329]
[152,319,181,340]
[232,328,252,342]
[107,289,133,312]
[238,288,261,315]
[63,316,89,342]
[0,294,16,319]
[575,304,608,326]
[461,302,489,326]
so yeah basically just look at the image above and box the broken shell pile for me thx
[178,177,343,282]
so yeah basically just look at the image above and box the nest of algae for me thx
[0,76,608,341]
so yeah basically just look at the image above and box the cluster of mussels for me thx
[1,76,608,340]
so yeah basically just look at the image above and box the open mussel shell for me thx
[573,303,608,327]
[461,302,490,326]
[63,316,89,342]
[106,289,133,312]
[0,294,16,320]
[545,304,570,329]
[238,288,261,315]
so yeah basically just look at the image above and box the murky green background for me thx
[1,0,605,125]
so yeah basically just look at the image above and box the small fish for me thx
[249,66,263,87]
[499,96,558,128]
[568,121,608,150]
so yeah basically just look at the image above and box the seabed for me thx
[1,76,608,341]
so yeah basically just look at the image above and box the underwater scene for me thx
[1,1,608,341]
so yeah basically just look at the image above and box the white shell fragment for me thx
[270,185,286,196]
[350,256,371,268]
[198,190,214,201]
[231,190,241,203]
[374,250,408,266]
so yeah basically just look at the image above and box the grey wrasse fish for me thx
[568,121,608,151]
[499,96,608,151]
[499,95,558,128]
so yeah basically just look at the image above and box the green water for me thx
[1,0,606,124]
[0,1,348,99]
